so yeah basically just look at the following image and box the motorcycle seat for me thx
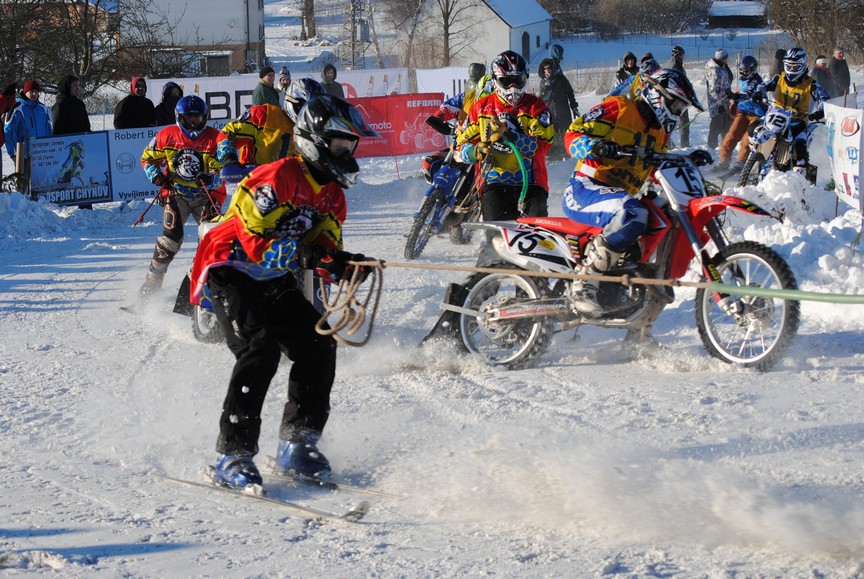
[517,216,597,236]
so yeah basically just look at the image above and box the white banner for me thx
[825,95,863,211]
[415,66,472,101]
[147,68,409,121]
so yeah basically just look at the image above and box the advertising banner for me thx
[825,96,863,211]
[147,68,409,122]
[30,132,113,205]
[353,93,446,158]
[29,92,440,205]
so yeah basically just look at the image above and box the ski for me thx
[158,473,370,523]
[262,456,399,498]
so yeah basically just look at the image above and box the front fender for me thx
[689,195,772,232]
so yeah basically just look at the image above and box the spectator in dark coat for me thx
[52,75,90,135]
[0,83,17,179]
[812,55,838,99]
[829,47,851,96]
[154,82,183,126]
[616,51,638,84]
[667,45,690,147]
[114,77,156,129]
[252,66,281,106]
[321,63,345,99]
[538,57,579,159]
[769,48,786,79]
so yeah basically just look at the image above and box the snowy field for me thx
[5,1,864,577]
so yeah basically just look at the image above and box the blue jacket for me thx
[4,96,52,157]
[735,73,768,117]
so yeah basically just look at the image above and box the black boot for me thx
[421,282,469,344]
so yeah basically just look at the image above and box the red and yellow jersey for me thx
[221,104,294,165]
[564,96,668,195]
[457,92,554,189]
[189,156,346,305]
[141,125,227,200]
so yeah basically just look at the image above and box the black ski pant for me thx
[477,183,548,266]
[207,267,337,456]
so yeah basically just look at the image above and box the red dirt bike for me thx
[446,147,800,370]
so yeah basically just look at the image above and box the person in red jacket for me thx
[138,95,234,298]
[189,95,379,490]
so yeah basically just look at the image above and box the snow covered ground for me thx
[5,2,864,577]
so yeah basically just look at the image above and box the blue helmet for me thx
[783,48,808,82]
[175,95,208,139]
[739,55,758,78]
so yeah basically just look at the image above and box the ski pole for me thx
[133,186,169,227]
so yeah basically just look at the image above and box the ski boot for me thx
[273,439,331,482]
[211,452,262,490]
[138,263,167,300]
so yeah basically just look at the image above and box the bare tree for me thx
[767,0,863,58]
[432,0,480,67]
[382,0,427,68]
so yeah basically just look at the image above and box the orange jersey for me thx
[221,104,294,165]
[190,156,346,305]
[564,96,668,195]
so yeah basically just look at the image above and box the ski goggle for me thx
[329,136,358,157]
[784,62,806,75]
[497,75,527,89]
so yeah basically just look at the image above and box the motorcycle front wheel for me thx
[737,152,765,187]
[404,188,448,260]
[457,266,552,370]
[192,305,225,343]
[695,241,800,370]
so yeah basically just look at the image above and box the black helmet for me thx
[284,77,325,122]
[175,95,208,139]
[293,95,380,188]
[671,45,685,58]
[641,68,704,133]
[490,50,528,106]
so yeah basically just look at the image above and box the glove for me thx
[197,173,215,187]
[592,141,621,159]
[425,115,452,136]
[298,245,369,284]
[220,163,251,184]
[750,91,764,104]
[221,152,240,167]
[688,149,714,167]
[152,172,172,188]
[571,103,580,118]
[808,109,825,121]
[485,117,517,143]
[468,142,490,163]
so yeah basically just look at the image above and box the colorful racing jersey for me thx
[564,95,668,195]
[734,73,768,117]
[141,124,228,200]
[189,156,347,305]
[456,92,553,189]
[608,72,647,100]
[220,104,294,166]
[760,74,830,123]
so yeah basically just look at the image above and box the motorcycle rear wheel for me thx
[192,304,225,343]
[404,188,447,260]
[457,266,552,370]
[695,241,799,370]
[737,152,765,187]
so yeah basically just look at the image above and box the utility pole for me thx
[341,0,370,70]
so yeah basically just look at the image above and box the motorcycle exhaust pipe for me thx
[487,298,570,322]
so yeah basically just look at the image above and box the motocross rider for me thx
[563,68,706,319]
[752,47,830,179]
[457,50,554,225]
[716,55,768,173]
[607,57,661,100]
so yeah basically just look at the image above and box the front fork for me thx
[679,212,744,316]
